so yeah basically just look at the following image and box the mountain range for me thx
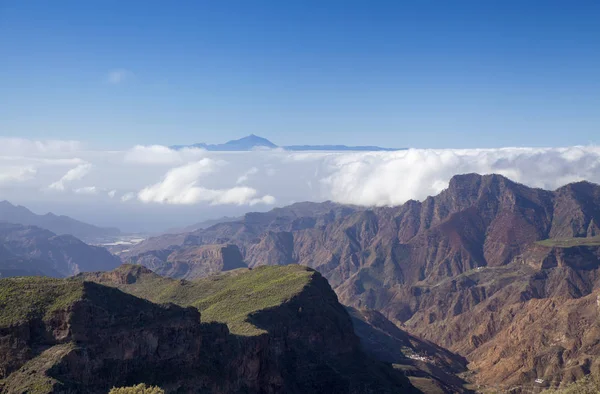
[0,263,447,393]
[120,174,600,391]
[4,173,600,392]
[0,222,121,278]
[170,134,402,151]
[0,200,121,242]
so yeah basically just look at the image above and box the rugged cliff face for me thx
[127,244,246,280]
[119,174,600,390]
[348,307,471,393]
[0,265,417,393]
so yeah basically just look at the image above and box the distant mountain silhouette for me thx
[171,134,277,151]
[0,222,121,277]
[283,144,399,151]
[171,134,402,151]
[0,201,120,241]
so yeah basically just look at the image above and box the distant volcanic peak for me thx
[172,134,401,151]
[229,134,277,147]
[172,134,278,151]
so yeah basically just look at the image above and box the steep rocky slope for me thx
[0,222,121,277]
[128,244,246,280]
[0,265,417,393]
[348,307,471,393]
[121,174,600,391]
[85,265,470,392]
[122,201,357,258]
[0,244,62,278]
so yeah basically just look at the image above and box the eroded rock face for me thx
[0,269,416,394]
[126,244,246,280]
[119,174,600,390]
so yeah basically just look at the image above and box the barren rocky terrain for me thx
[122,174,600,391]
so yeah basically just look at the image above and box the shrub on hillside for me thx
[541,375,600,394]
[109,383,165,394]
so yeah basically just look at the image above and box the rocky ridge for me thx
[0,264,418,393]
[121,174,600,390]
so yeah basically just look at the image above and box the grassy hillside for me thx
[109,384,165,394]
[82,264,316,335]
[541,375,600,393]
[536,235,600,248]
[0,277,83,326]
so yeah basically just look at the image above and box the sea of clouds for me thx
[1,137,600,232]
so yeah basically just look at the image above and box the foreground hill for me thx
[0,200,120,241]
[0,264,418,393]
[0,222,121,277]
[122,174,600,391]
[81,264,470,393]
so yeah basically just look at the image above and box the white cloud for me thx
[3,140,600,232]
[251,194,276,205]
[0,138,81,156]
[74,186,98,195]
[138,159,273,205]
[121,192,135,202]
[0,165,37,185]
[236,167,259,184]
[124,145,205,165]
[320,147,600,206]
[49,163,92,191]
[106,69,133,85]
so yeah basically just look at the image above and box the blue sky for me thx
[1,0,599,149]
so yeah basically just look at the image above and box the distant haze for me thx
[0,136,599,233]
[171,134,401,152]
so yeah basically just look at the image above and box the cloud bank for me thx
[2,138,600,231]
[137,159,274,205]
[0,165,37,185]
[0,138,82,156]
[321,147,600,206]
[48,163,92,191]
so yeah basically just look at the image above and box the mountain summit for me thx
[121,173,600,390]
[170,134,277,151]
[171,134,401,151]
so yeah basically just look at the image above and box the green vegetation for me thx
[0,277,84,326]
[536,235,600,248]
[0,343,75,393]
[0,264,315,334]
[109,384,165,394]
[99,265,315,336]
[541,375,600,394]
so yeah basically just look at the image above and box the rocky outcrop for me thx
[348,307,472,393]
[159,244,246,279]
[125,244,246,280]
[0,266,417,393]
[119,174,600,390]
